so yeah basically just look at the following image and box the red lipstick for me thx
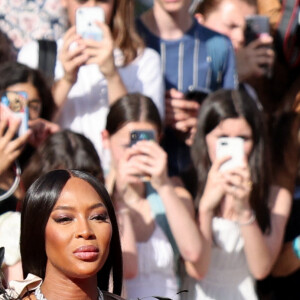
[73,245,99,261]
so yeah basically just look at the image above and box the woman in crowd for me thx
[102,93,200,299]
[18,0,164,169]
[18,169,124,299]
[183,89,292,299]
[21,129,104,190]
[0,61,56,122]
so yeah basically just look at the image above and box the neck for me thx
[41,268,98,300]
[142,5,193,40]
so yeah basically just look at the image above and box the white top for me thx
[18,40,165,169]
[125,225,179,300]
[183,217,257,300]
[0,211,21,266]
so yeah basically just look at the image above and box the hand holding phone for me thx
[76,7,104,41]
[1,91,29,137]
[216,137,244,172]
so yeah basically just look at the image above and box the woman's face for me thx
[6,82,42,120]
[45,177,112,279]
[107,121,159,168]
[62,0,115,27]
[199,0,256,50]
[205,117,253,163]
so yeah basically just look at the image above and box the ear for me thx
[101,129,110,149]
[194,13,205,24]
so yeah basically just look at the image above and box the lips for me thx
[73,245,99,261]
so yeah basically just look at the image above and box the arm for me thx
[115,203,138,279]
[83,22,127,104]
[131,141,202,263]
[272,236,300,277]
[52,27,89,118]
[239,185,292,279]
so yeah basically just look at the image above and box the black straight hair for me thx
[20,169,123,295]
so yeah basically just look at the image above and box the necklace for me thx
[34,285,104,300]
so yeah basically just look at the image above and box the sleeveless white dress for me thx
[125,224,179,300]
[182,217,258,300]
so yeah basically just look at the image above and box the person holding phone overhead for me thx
[102,93,201,300]
[180,88,292,300]
[18,0,164,171]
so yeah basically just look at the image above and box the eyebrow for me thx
[53,202,105,211]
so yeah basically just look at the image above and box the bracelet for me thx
[292,236,300,259]
[237,210,256,226]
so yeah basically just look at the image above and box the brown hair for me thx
[195,0,257,17]
[111,0,144,65]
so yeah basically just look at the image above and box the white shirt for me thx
[18,39,165,169]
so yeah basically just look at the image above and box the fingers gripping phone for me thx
[216,137,244,172]
[1,91,29,136]
[130,130,155,181]
[76,7,104,41]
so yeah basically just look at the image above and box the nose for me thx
[75,218,96,240]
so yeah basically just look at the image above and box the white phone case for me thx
[76,7,104,41]
[216,137,244,171]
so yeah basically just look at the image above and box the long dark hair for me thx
[191,88,271,232]
[106,92,162,136]
[20,170,123,295]
[0,62,56,120]
[22,129,104,190]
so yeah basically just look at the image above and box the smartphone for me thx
[130,130,155,181]
[76,7,105,41]
[244,15,270,45]
[185,88,210,104]
[216,137,244,172]
[130,130,155,146]
[1,91,29,136]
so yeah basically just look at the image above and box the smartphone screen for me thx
[1,91,29,136]
[76,7,104,41]
[244,15,270,45]
[216,137,244,172]
[130,130,155,146]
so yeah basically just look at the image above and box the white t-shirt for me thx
[18,39,165,170]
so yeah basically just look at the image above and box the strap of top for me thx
[145,182,179,258]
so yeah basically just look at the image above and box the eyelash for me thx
[54,214,108,224]
[90,213,109,222]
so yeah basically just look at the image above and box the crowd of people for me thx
[0,0,299,300]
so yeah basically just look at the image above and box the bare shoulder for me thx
[102,291,126,300]
[269,185,292,217]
